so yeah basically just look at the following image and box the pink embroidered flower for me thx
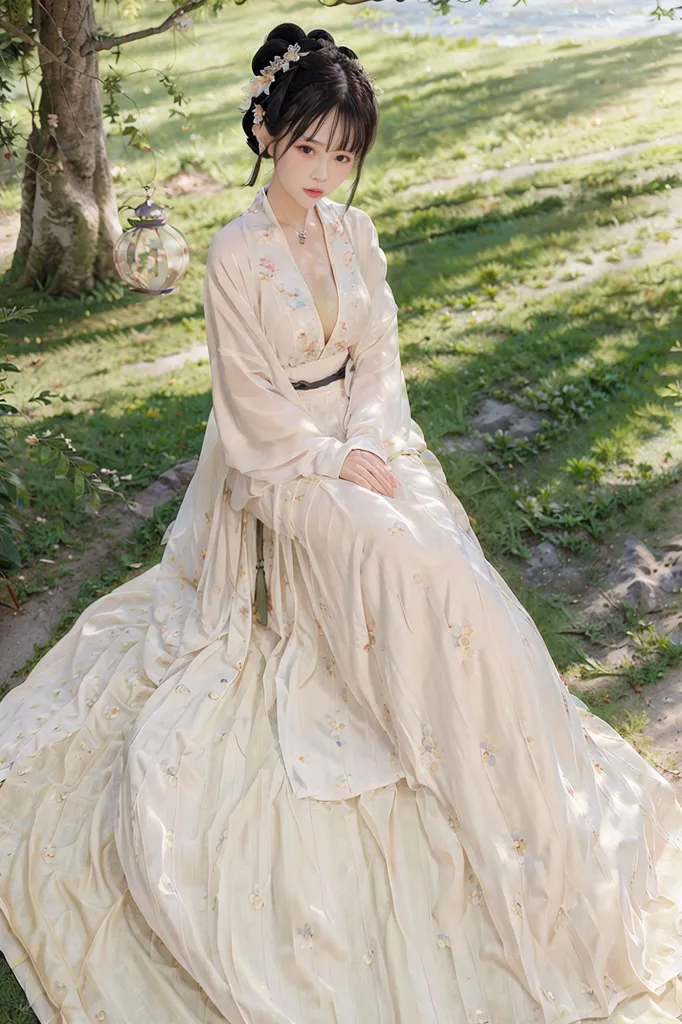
[259,258,277,280]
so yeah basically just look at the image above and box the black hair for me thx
[241,22,378,212]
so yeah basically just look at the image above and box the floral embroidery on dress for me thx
[469,881,483,906]
[436,931,451,948]
[421,725,443,773]
[364,620,376,652]
[259,258,277,280]
[249,884,264,909]
[511,898,523,918]
[448,619,476,663]
[480,737,497,766]
[512,833,526,863]
[388,520,405,536]
[284,287,307,312]
[326,717,346,747]
[297,923,314,949]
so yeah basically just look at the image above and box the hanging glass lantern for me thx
[114,191,190,296]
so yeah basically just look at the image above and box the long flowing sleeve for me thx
[204,221,387,509]
[342,209,426,464]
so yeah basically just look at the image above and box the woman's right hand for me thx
[339,449,400,498]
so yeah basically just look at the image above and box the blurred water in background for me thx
[357,0,682,46]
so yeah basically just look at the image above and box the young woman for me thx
[1,21,682,1024]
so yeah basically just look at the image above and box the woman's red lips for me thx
[304,188,324,196]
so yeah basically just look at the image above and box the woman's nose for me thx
[312,157,329,182]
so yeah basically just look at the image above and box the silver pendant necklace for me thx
[279,212,310,245]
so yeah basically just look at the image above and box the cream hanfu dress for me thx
[2,185,682,1024]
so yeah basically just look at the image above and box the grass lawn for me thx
[1,0,682,1016]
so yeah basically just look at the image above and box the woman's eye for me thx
[298,145,313,155]
[336,155,352,163]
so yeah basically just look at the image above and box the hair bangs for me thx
[282,96,375,162]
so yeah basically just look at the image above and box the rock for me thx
[618,537,658,578]
[660,564,682,594]
[624,576,660,610]
[439,434,488,456]
[129,459,198,518]
[527,540,562,573]
[470,399,544,439]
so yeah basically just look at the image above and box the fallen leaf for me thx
[603,695,611,703]
[633,683,642,693]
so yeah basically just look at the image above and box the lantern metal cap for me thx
[128,197,169,229]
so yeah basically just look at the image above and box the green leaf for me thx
[73,469,85,499]
[54,452,70,478]
[0,528,21,570]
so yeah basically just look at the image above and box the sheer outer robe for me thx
[204,187,428,512]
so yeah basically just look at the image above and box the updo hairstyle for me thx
[241,22,378,211]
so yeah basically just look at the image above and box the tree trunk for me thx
[11,0,122,296]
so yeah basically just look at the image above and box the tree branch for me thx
[0,14,63,64]
[80,0,209,55]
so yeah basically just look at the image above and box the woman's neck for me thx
[265,176,311,232]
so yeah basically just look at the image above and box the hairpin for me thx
[239,43,309,113]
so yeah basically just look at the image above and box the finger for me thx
[363,466,394,498]
[354,466,391,496]
[363,460,398,496]
[358,454,399,492]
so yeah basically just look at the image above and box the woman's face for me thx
[269,114,356,209]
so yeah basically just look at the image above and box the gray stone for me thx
[129,459,198,518]
[470,399,544,439]
[618,537,658,578]
[624,576,660,610]
[439,434,488,456]
[526,540,562,573]
[660,566,682,594]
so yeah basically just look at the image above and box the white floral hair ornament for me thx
[239,43,310,113]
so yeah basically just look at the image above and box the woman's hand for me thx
[339,449,400,498]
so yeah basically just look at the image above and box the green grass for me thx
[2,0,682,1016]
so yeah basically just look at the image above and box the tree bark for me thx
[11,0,122,296]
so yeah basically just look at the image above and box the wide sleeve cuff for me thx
[312,436,389,480]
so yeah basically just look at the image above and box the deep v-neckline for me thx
[263,187,341,348]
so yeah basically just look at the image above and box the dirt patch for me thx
[120,342,209,378]
[160,170,224,197]
[0,459,197,690]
